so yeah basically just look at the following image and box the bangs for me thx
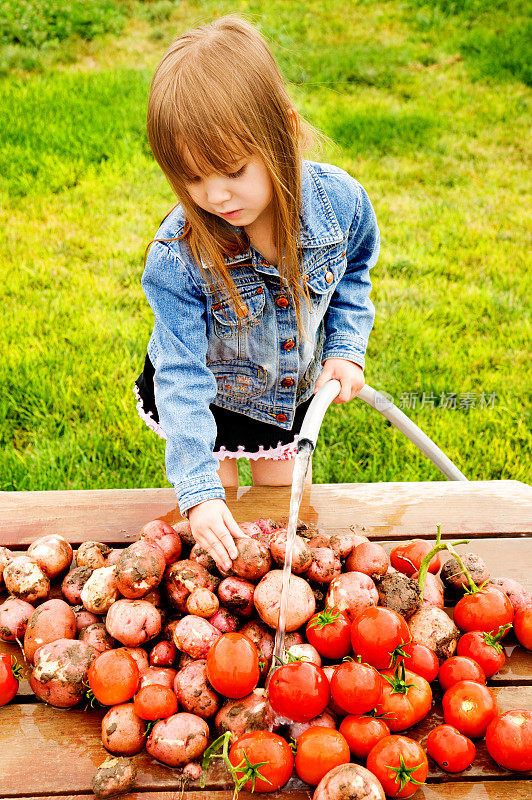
[174,127,254,183]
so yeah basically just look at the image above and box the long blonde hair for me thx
[146,15,315,327]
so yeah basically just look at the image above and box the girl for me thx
[135,16,380,572]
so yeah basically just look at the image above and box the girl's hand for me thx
[188,499,249,572]
[314,358,365,403]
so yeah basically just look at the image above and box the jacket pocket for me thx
[210,286,266,340]
[208,360,267,400]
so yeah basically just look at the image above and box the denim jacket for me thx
[142,160,380,515]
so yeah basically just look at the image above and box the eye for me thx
[186,175,202,184]
[226,165,246,179]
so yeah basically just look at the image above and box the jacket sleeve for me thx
[321,182,380,370]
[141,241,225,516]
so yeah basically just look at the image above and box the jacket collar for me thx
[221,160,344,270]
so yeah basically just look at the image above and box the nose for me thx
[204,177,232,207]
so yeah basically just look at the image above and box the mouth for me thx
[218,209,243,220]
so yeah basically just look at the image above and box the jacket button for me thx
[261,258,269,267]
[239,305,248,317]
[212,302,221,311]
[325,270,334,284]
[276,413,287,423]
[341,251,346,258]
[256,287,264,294]
[281,377,294,388]
[283,339,295,351]
[276,295,289,309]
[303,274,309,282]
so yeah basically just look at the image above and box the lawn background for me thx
[1,0,530,494]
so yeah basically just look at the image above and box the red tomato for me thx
[514,607,532,650]
[206,633,259,699]
[438,656,486,692]
[133,684,178,721]
[0,654,20,706]
[442,680,498,738]
[229,731,293,793]
[453,585,514,634]
[268,661,329,722]
[375,665,432,731]
[486,709,532,772]
[367,735,428,798]
[390,539,441,577]
[427,724,476,772]
[351,607,410,669]
[306,606,351,659]
[330,659,382,715]
[397,642,439,683]
[88,649,139,706]
[295,726,350,786]
[339,714,390,758]
[456,626,508,677]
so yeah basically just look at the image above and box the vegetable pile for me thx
[0,522,531,799]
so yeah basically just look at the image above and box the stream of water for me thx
[271,440,314,667]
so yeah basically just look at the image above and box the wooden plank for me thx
[1,687,531,795]
[1,481,531,548]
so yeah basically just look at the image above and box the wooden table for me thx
[1,480,531,800]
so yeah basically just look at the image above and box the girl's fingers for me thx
[218,525,239,561]
[199,531,232,571]
[223,511,250,542]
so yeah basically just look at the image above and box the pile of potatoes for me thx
[1,520,530,797]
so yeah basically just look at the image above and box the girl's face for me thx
[183,153,274,234]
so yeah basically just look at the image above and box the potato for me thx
[239,620,274,677]
[375,573,422,619]
[61,566,94,605]
[186,587,219,618]
[441,551,490,592]
[101,703,146,755]
[92,756,136,798]
[208,608,240,633]
[269,529,312,574]
[172,520,196,548]
[289,710,337,740]
[408,607,460,661]
[174,659,220,719]
[230,537,272,581]
[73,606,100,632]
[139,665,177,690]
[141,519,183,564]
[105,599,161,647]
[79,622,116,654]
[163,560,215,612]
[150,640,177,667]
[325,572,378,622]
[115,540,166,599]
[3,555,49,603]
[313,763,386,800]
[0,546,13,585]
[329,532,369,559]
[27,535,73,579]
[346,542,389,578]
[173,614,221,658]
[30,638,97,707]
[411,570,445,609]
[215,688,275,737]
[146,712,209,766]
[306,548,342,584]
[217,576,255,616]
[254,570,315,631]
[490,577,532,613]
[123,647,150,673]
[190,543,218,573]
[81,565,119,614]
[287,643,321,665]
[76,541,112,570]
[0,597,34,642]
[24,598,77,664]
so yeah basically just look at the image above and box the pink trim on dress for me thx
[134,385,167,440]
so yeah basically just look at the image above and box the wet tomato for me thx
[306,606,351,659]
[453,585,513,635]
[351,607,410,670]
[229,731,293,793]
[133,684,178,721]
[268,661,329,722]
[87,649,139,705]
[438,656,486,692]
[426,724,476,772]
[0,654,20,706]
[206,632,260,699]
[486,709,532,772]
[367,735,428,798]
[514,607,532,650]
[442,680,498,738]
[295,727,350,786]
[396,642,439,683]
[456,626,509,677]
[339,714,390,759]
[330,659,382,715]
[375,664,432,732]
[390,539,441,577]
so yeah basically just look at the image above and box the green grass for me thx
[0,0,530,492]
